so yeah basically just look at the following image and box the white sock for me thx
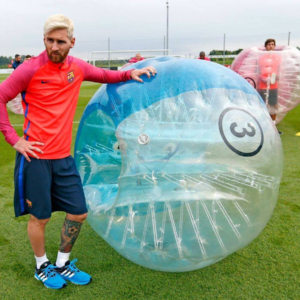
[35,253,49,269]
[56,251,71,268]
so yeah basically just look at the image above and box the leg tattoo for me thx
[60,218,83,253]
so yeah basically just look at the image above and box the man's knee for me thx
[66,213,88,223]
[29,214,50,227]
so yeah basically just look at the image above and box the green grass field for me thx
[0,73,299,300]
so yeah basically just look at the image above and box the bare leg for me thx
[27,215,50,257]
[59,213,87,253]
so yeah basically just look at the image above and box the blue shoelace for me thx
[41,265,57,278]
[65,259,80,273]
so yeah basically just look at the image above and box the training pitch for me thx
[0,73,299,300]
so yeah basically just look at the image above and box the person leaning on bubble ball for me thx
[0,14,156,290]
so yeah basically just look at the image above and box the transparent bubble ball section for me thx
[232,45,300,124]
[75,57,283,272]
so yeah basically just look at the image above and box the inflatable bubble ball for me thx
[232,45,300,123]
[75,57,283,272]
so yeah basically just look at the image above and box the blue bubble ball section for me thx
[75,57,283,272]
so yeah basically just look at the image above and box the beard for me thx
[47,50,68,64]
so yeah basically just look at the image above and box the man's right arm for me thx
[0,70,24,146]
[0,66,44,161]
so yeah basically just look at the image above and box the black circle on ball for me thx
[218,107,264,157]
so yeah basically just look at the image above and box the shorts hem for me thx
[15,211,51,220]
[63,209,88,215]
[15,208,88,219]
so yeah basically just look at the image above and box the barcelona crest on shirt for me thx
[67,71,75,83]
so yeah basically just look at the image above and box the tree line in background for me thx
[1,48,300,68]
[209,49,243,55]
[0,56,13,68]
[0,55,33,69]
[210,47,300,55]
[0,51,242,68]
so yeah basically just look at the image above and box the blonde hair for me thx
[44,14,74,40]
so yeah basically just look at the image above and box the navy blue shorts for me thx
[14,153,88,219]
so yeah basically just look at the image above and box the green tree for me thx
[209,49,243,56]
[0,56,13,68]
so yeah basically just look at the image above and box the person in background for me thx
[12,54,22,69]
[198,51,210,61]
[129,53,145,63]
[258,39,282,135]
[24,55,32,62]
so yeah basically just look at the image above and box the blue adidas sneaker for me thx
[35,261,67,289]
[55,259,92,285]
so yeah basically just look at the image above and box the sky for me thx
[2,0,300,59]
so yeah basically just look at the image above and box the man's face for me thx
[16,56,21,62]
[44,29,75,63]
[135,54,142,60]
[266,42,275,51]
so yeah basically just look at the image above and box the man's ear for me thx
[70,37,75,49]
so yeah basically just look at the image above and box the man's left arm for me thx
[0,71,25,146]
[75,59,156,84]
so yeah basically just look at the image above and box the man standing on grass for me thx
[0,14,156,290]
[258,38,282,134]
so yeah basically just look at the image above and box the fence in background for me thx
[74,31,299,64]
[0,69,13,74]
